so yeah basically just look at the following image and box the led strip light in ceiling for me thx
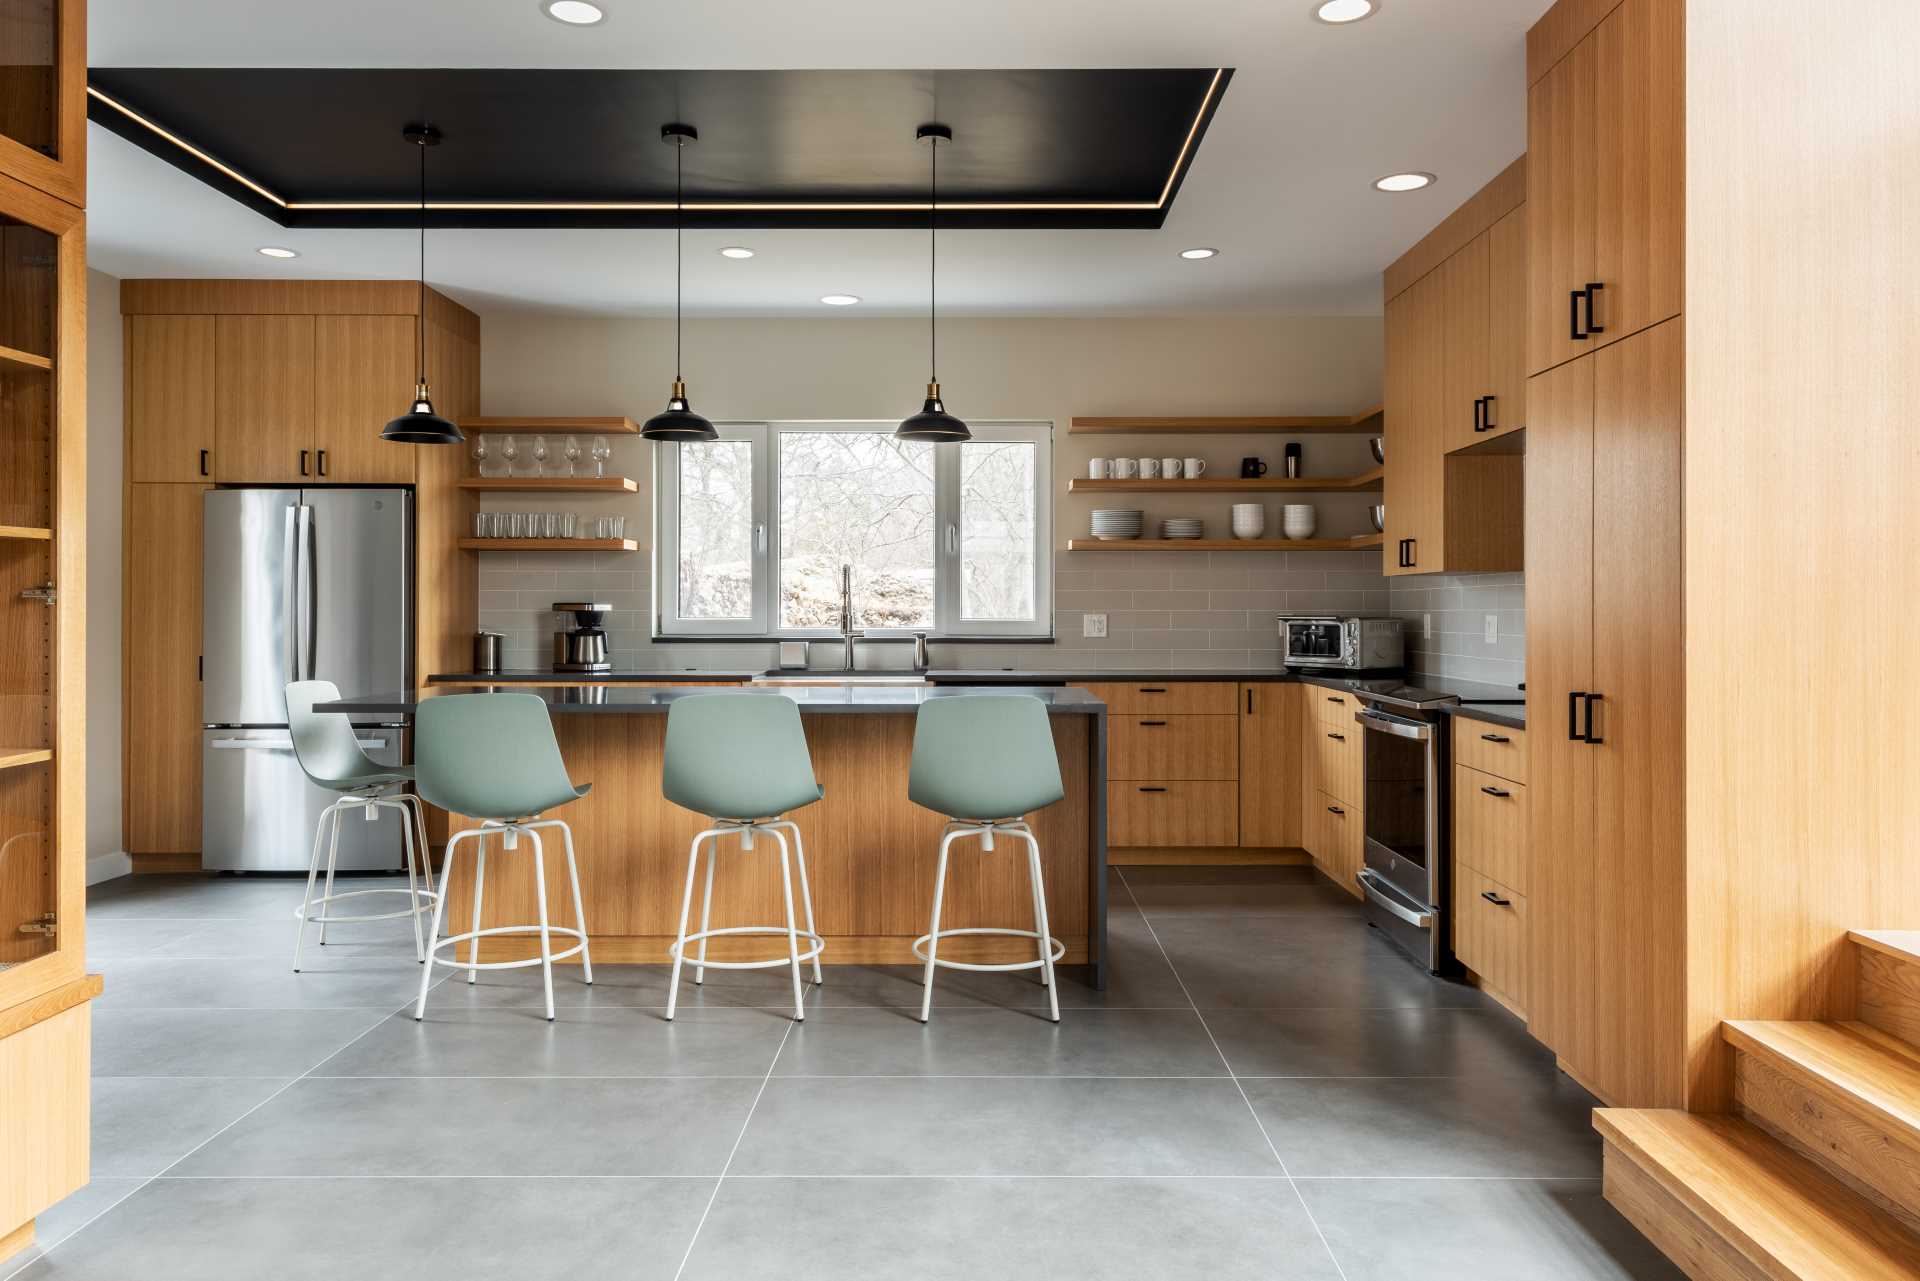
[88,69,1226,215]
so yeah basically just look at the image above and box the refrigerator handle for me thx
[302,504,319,679]
[282,503,300,686]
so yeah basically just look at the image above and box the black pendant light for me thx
[381,124,463,446]
[896,123,969,442]
[642,123,718,442]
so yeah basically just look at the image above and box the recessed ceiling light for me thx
[819,294,861,306]
[718,246,755,259]
[1314,0,1377,23]
[1179,247,1219,260]
[256,246,298,258]
[541,0,604,25]
[1373,171,1435,192]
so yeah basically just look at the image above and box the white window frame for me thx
[654,419,1053,639]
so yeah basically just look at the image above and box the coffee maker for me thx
[551,602,613,673]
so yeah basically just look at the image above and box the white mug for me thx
[1113,457,1139,478]
[1161,457,1182,479]
[1184,457,1207,478]
[1138,457,1161,479]
[1088,458,1111,480]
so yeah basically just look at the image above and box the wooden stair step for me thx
[1854,931,1920,1052]
[1596,1109,1920,1280]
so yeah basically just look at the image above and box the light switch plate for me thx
[1484,613,1499,644]
[1083,613,1108,639]
[1423,613,1432,640]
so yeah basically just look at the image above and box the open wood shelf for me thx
[1069,405,1383,435]
[0,525,53,540]
[457,477,639,493]
[458,538,639,552]
[0,747,52,772]
[1069,468,1382,494]
[458,416,640,435]
[0,343,51,372]
[1067,534,1384,552]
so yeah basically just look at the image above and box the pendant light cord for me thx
[675,137,684,383]
[929,137,938,385]
[416,136,427,386]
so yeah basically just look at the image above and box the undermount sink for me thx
[754,670,929,685]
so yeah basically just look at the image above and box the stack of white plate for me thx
[1091,509,1144,540]
[1160,517,1205,540]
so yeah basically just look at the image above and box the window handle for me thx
[754,523,767,554]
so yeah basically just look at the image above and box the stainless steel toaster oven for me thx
[1279,615,1405,671]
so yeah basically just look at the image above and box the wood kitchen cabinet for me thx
[314,314,417,484]
[1237,682,1302,848]
[1382,267,1443,573]
[1454,719,1530,1014]
[125,315,215,483]
[123,482,205,856]
[214,314,315,483]
[1526,317,1684,1106]
[1527,0,1682,376]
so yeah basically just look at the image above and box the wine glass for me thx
[562,436,582,478]
[470,433,489,477]
[531,435,549,479]
[590,436,611,478]
[499,435,520,477]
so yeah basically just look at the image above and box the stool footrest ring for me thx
[912,926,1065,974]
[428,924,588,972]
[295,886,439,926]
[668,924,825,970]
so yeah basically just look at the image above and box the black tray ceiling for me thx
[88,67,1232,230]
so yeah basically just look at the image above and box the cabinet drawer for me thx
[1110,715,1238,781]
[1453,765,1528,894]
[1314,687,1361,728]
[1108,781,1239,848]
[1310,791,1363,898]
[1454,718,1527,784]
[1312,722,1362,807]
[1078,681,1238,716]
[1454,866,1527,1012]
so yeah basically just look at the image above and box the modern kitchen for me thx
[2,1,1918,1278]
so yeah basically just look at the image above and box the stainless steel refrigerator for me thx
[202,489,413,872]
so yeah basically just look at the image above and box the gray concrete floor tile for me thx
[91,1077,291,1178]
[1206,1005,1557,1079]
[90,957,444,1010]
[1144,912,1487,1009]
[771,1007,1227,1077]
[315,1006,791,1077]
[92,1008,391,1077]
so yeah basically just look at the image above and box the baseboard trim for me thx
[1109,846,1309,867]
[85,852,131,885]
[128,852,201,874]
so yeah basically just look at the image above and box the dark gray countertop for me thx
[925,669,1301,685]
[322,684,1107,716]
[1446,702,1528,731]
[431,670,760,684]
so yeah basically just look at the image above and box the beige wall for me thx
[84,269,124,877]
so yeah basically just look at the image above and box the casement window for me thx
[655,420,1052,638]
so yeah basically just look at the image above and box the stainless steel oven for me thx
[1355,705,1446,971]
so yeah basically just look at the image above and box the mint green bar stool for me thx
[285,681,436,973]
[909,694,1067,1023]
[662,693,825,1023]
[411,693,594,1022]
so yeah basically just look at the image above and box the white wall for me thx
[85,269,126,880]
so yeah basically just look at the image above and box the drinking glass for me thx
[607,514,626,540]
[590,436,611,478]
[561,512,577,538]
[472,511,488,539]
[500,435,520,477]
[508,511,528,539]
[531,436,549,478]
[563,436,582,478]
[542,512,561,539]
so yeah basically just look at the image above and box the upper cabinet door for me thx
[1440,231,1491,454]
[314,315,417,484]
[1383,270,1445,576]
[0,0,84,208]
[127,315,215,483]
[1527,25,1600,376]
[1482,207,1529,444]
[214,315,315,484]
[1591,0,1684,353]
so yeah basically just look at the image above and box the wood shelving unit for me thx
[457,477,639,494]
[1067,534,1385,553]
[1069,467,1382,494]
[0,343,52,372]
[1069,405,1383,435]
[0,525,53,540]
[0,747,53,772]
[458,416,640,435]
[458,538,638,552]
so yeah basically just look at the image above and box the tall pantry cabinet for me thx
[0,0,97,1263]
[1523,0,1687,1109]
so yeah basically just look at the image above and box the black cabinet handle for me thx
[1397,538,1412,568]
[1246,689,1254,714]
[1326,732,1345,742]
[1138,786,1167,793]
[1583,282,1606,335]
[1480,785,1511,798]
[1327,696,1345,705]
[1480,732,1509,743]
[1404,538,1416,568]
[1139,720,1167,727]
[1482,394,1496,431]
[1472,396,1485,433]
[299,449,310,477]
[1481,890,1513,908]
[317,449,328,477]
[1568,691,1586,741]
[1327,805,1345,816]
[198,448,209,477]
[1582,692,1604,745]
[1570,288,1586,340]
[1139,687,1167,694]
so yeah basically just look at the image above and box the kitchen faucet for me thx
[839,563,857,671]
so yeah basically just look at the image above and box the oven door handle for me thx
[1355,709,1432,741]
[1357,869,1436,928]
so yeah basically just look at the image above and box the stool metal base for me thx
[414,816,593,1023]
[667,818,823,1023]
[919,820,1061,1023]
[293,791,437,973]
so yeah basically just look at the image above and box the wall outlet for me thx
[1083,613,1108,639]
[1484,613,1499,644]
[1422,613,1432,640]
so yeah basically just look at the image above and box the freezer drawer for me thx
[201,726,407,872]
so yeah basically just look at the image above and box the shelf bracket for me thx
[18,582,55,604]
[17,913,55,937]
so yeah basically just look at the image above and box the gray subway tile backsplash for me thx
[1386,569,1525,689]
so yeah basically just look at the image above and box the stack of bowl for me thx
[1091,509,1144,540]
[1230,503,1266,540]
[1160,517,1204,540]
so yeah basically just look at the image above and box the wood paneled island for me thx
[322,684,1111,988]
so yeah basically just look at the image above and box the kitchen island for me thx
[322,684,1110,987]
